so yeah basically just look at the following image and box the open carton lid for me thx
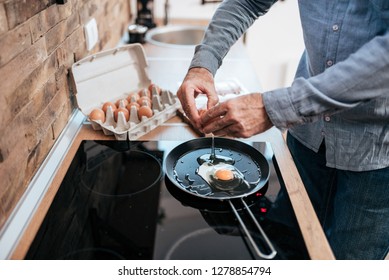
[71,43,180,140]
[71,43,151,116]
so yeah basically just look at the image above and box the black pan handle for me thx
[228,199,277,259]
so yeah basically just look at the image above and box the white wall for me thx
[153,0,221,20]
[245,1,304,91]
[150,0,304,91]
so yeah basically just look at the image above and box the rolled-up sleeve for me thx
[263,30,389,129]
[190,0,277,75]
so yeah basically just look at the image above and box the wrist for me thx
[188,67,214,78]
[258,93,273,129]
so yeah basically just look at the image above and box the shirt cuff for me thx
[262,88,305,129]
[189,45,222,76]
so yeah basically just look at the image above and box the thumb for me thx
[206,90,219,109]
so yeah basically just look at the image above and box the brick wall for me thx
[0,0,132,231]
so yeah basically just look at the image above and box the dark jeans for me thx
[287,132,389,259]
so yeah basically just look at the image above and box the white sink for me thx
[145,25,206,48]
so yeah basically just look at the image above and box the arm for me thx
[263,31,389,129]
[190,0,278,75]
[177,0,277,129]
[202,30,389,138]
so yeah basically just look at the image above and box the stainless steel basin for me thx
[145,25,206,48]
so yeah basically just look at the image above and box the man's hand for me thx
[200,93,273,138]
[177,67,219,130]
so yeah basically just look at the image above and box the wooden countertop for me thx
[11,40,335,260]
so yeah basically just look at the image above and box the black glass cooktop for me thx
[25,140,309,260]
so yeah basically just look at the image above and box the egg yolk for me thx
[214,169,234,181]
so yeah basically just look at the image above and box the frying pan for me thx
[164,137,277,259]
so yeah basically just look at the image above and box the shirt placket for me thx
[322,1,348,166]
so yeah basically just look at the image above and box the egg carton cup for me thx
[72,44,182,140]
[89,89,181,140]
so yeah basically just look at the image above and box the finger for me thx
[202,114,232,135]
[184,91,200,121]
[212,123,241,138]
[212,127,228,137]
[201,103,227,126]
[206,90,219,110]
[178,86,201,127]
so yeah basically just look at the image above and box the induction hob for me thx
[25,140,309,260]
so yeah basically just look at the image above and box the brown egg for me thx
[138,105,153,119]
[89,108,106,123]
[148,83,161,95]
[126,101,140,111]
[114,107,130,122]
[138,88,151,98]
[137,96,151,107]
[115,98,129,108]
[126,92,140,102]
[102,102,117,113]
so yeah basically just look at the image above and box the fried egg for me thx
[197,161,251,192]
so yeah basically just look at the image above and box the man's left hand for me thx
[200,93,273,138]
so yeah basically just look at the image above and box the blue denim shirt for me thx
[190,0,389,171]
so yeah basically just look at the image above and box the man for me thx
[177,0,389,259]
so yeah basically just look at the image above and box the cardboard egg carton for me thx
[71,43,180,140]
[88,88,179,140]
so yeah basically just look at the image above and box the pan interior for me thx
[171,142,265,199]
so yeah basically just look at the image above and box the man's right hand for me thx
[176,67,219,131]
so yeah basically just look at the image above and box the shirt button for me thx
[324,116,331,122]
[332,24,339,31]
[326,60,333,67]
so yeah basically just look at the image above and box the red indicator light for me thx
[260,207,267,213]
